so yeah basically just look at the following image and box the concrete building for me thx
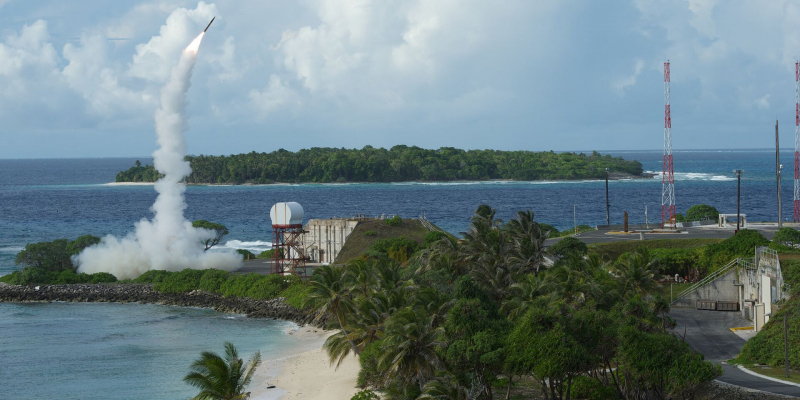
[302,219,360,264]
[672,246,787,331]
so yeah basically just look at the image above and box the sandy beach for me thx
[250,329,361,400]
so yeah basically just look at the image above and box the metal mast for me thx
[662,61,676,228]
[794,62,799,223]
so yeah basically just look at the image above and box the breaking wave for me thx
[221,240,272,253]
[0,246,23,254]
[645,171,735,182]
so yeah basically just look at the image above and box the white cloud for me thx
[248,74,298,115]
[0,20,58,99]
[62,33,154,116]
[755,94,770,110]
[613,59,645,95]
[128,1,218,83]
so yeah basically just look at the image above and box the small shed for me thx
[718,213,747,228]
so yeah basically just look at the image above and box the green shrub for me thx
[385,215,402,227]
[589,239,721,262]
[548,237,588,257]
[153,269,206,293]
[279,283,311,309]
[85,272,117,284]
[219,273,299,299]
[236,249,257,260]
[773,227,800,248]
[198,269,230,292]
[357,340,385,388]
[133,270,172,284]
[423,231,447,246]
[0,268,117,285]
[258,249,278,259]
[350,390,380,400]
[685,204,720,221]
[650,248,703,276]
[363,230,377,237]
[703,229,769,270]
[570,376,616,400]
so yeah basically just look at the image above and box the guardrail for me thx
[674,258,741,302]
[418,216,446,233]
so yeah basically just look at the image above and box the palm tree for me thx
[183,342,261,400]
[379,308,446,392]
[507,211,548,280]
[418,371,483,400]
[345,259,377,298]
[501,273,552,320]
[305,265,359,356]
[613,248,661,298]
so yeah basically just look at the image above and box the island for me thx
[114,146,646,184]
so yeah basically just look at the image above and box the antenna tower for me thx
[662,61,676,228]
[794,62,799,223]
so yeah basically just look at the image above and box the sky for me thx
[1,0,799,158]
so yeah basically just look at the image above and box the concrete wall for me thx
[672,267,739,308]
[302,219,360,264]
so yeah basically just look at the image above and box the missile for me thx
[204,17,215,33]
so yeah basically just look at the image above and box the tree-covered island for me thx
[115,146,646,184]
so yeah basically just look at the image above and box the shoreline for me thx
[0,284,356,399]
[253,332,360,400]
[108,173,656,187]
[0,283,321,326]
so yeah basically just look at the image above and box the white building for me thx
[302,219,360,264]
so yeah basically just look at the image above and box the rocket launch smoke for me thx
[75,32,242,280]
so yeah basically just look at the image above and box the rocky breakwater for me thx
[0,283,320,326]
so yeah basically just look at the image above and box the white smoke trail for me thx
[75,32,242,280]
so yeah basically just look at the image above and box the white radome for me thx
[270,202,304,226]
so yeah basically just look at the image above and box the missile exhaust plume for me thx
[75,28,241,280]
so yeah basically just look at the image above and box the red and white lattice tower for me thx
[662,61,676,228]
[794,62,799,223]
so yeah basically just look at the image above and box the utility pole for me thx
[777,119,782,228]
[574,204,577,235]
[734,169,743,233]
[605,168,610,226]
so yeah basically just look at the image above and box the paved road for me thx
[670,308,800,398]
[546,224,781,246]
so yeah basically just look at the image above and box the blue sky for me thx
[0,0,798,158]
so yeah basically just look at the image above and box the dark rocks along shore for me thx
[0,283,321,327]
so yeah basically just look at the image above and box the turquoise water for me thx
[0,150,794,397]
[0,302,319,400]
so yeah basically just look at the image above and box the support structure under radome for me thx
[662,61,676,228]
[269,202,309,278]
[794,62,799,223]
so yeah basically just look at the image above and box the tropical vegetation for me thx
[115,146,644,184]
[184,342,261,400]
[302,206,719,399]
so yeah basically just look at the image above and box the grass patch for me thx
[588,239,722,262]
[739,365,800,385]
[658,282,693,301]
[335,219,434,264]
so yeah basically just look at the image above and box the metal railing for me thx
[418,216,446,233]
[674,258,741,302]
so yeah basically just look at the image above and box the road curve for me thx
[669,308,800,398]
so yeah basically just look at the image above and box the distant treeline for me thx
[115,146,644,184]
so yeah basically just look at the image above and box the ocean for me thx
[0,149,792,398]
